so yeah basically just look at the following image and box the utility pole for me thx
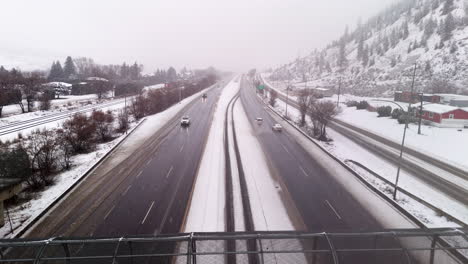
[337,76,342,108]
[124,94,128,134]
[285,85,289,118]
[393,63,417,200]
[179,85,184,104]
[418,92,423,135]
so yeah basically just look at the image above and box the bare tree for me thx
[130,94,147,120]
[298,89,315,126]
[117,109,129,133]
[309,101,340,141]
[62,114,97,153]
[91,110,115,142]
[27,129,59,187]
[269,89,278,107]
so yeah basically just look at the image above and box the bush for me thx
[356,100,369,110]
[377,106,392,117]
[346,100,358,107]
[62,114,97,153]
[391,108,402,119]
[91,110,115,142]
[269,90,277,107]
[0,146,32,182]
[397,113,418,124]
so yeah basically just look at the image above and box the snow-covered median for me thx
[184,78,240,232]
[233,100,296,231]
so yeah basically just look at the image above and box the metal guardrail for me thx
[0,229,467,264]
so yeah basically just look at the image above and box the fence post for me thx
[62,242,71,264]
[429,234,437,264]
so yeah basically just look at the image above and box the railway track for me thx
[0,99,126,137]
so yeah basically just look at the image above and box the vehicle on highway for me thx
[181,116,190,126]
[272,123,282,131]
[256,117,263,125]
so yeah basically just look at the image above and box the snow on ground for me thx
[143,83,165,92]
[0,121,141,238]
[0,98,127,142]
[0,94,100,118]
[273,98,467,227]
[337,105,468,171]
[1,85,215,238]
[184,78,239,232]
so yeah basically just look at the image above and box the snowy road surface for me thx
[19,83,222,239]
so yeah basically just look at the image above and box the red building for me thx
[394,91,441,104]
[420,104,468,128]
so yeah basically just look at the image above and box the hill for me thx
[267,0,468,96]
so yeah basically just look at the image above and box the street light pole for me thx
[285,85,289,118]
[393,63,417,200]
[418,93,423,135]
[337,76,342,108]
[124,93,128,134]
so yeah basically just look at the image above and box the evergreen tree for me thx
[401,21,409,39]
[167,67,177,82]
[382,36,390,52]
[362,45,369,67]
[424,17,436,37]
[48,61,64,80]
[337,40,347,70]
[357,35,364,59]
[63,56,76,79]
[130,62,141,80]
[442,13,455,41]
[442,0,454,15]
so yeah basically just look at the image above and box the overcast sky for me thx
[0,0,400,73]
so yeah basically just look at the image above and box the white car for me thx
[256,117,263,124]
[272,123,282,131]
[181,116,190,126]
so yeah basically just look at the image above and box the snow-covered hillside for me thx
[267,0,468,96]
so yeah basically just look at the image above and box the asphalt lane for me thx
[23,85,223,239]
[239,78,407,263]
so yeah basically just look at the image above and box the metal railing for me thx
[0,228,467,264]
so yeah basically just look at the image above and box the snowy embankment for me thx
[184,78,239,232]
[273,98,467,227]
[1,86,213,238]
[143,83,165,92]
[0,94,99,118]
[0,99,127,142]
[262,77,468,171]
[337,105,468,171]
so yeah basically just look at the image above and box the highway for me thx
[262,81,468,206]
[21,85,222,240]
[239,77,407,263]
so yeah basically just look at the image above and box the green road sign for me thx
[257,84,265,90]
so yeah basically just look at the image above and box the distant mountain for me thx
[267,0,468,96]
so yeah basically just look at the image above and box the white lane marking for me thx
[142,201,155,224]
[325,200,342,220]
[179,143,185,153]
[136,170,143,178]
[123,185,132,196]
[299,166,309,177]
[146,158,153,166]
[280,143,291,155]
[104,205,116,220]
[166,166,174,179]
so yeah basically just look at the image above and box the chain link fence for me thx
[0,228,466,264]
